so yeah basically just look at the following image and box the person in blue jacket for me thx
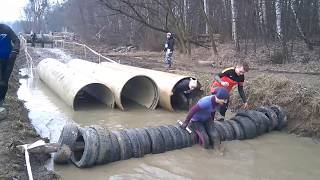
[0,24,20,106]
[181,87,229,148]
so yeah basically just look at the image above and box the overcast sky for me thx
[0,0,29,22]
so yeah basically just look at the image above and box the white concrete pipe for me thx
[67,59,159,110]
[37,58,115,110]
[100,62,200,111]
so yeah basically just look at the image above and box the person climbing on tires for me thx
[163,32,174,70]
[210,61,249,120]
[172,78,198,110]
[180,87,229,149]
[0,24,20,107]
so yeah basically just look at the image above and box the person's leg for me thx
[205,120,221,148]
[190,121,211,149]
[0,61,7,103]
[164,52,170,68]
[168,52,173,68]
[219,97,229,118]
[179,93,188,110]
[0,59,15,103]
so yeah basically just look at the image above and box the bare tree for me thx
[318,0,320,30]
[275,0,288,63]
[290,0,313,50]
[28,0,49,32]
[231,0,240,51]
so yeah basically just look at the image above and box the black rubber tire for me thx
[58,123,79,150]
[227,119,245,140]
[233,116,257,139]
[71,127,100,168]
[161,125,178,150]
[112,130,133,160]
[134,128,151,154]
[213,121,226,141]
[205,121,221,148]
[255,106,278,131]
[174,125,192,148]
[53,144,72,164]
[109,131,121,162]
[172,125,188,148]
[270,105,287,130]
[124,129,144,158]
[236,110,268,135]
[220,121,235,141]
[144,127,166,154]
[190,122,211,149]
[166,125,184,149]
[90,125,113,164]
[157,126,175,151]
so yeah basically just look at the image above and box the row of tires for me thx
[195,105,287,148]
[54,105,286,168]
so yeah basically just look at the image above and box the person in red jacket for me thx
[210,61,250,119]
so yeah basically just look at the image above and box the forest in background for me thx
[12,0,320,63]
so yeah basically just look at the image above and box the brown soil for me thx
[0,52,59,179]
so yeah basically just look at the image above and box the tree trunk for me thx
[262,0,267,27]
[204,0,209,34]
[275,0,288,63]
[199,0,218,55]
[258,0,264,34]
[290,0,313,50]
[184,0,188,30]
[318,0,320,30]
[231,0,240,51]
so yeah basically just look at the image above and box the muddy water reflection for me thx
[55,132,320,180]
[18,69,320,180]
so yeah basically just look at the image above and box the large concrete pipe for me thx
[37,58,115,110]
[67,59,159,110]
[100,62,200,111]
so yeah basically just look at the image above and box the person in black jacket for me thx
[172,78,198,110]
[0,24,20,106]
[164,32,174,70]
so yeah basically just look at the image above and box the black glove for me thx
[180,121,189,129]
[9,51,18,61]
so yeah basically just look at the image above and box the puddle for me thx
[18,68,320,180]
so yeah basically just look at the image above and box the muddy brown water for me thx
[18,69,320,180]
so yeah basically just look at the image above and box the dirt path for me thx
[0,50,60,179]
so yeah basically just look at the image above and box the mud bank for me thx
[0,52,59,179]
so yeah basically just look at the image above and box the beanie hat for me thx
[215,87,229,100]
[189,78,198,90]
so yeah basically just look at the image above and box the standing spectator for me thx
[31,32,37,47]
[0,24,20,107]
[164,32,174,70]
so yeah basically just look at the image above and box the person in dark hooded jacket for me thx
[0,24,20,106]
[164,32,174,69]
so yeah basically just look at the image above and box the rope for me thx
[54,40,118,64]
[19,35,34,77]
[17,140,46,180]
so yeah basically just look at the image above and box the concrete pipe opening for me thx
[74,83,115,111]
[121,75,159,110]
[170,78,202,111]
